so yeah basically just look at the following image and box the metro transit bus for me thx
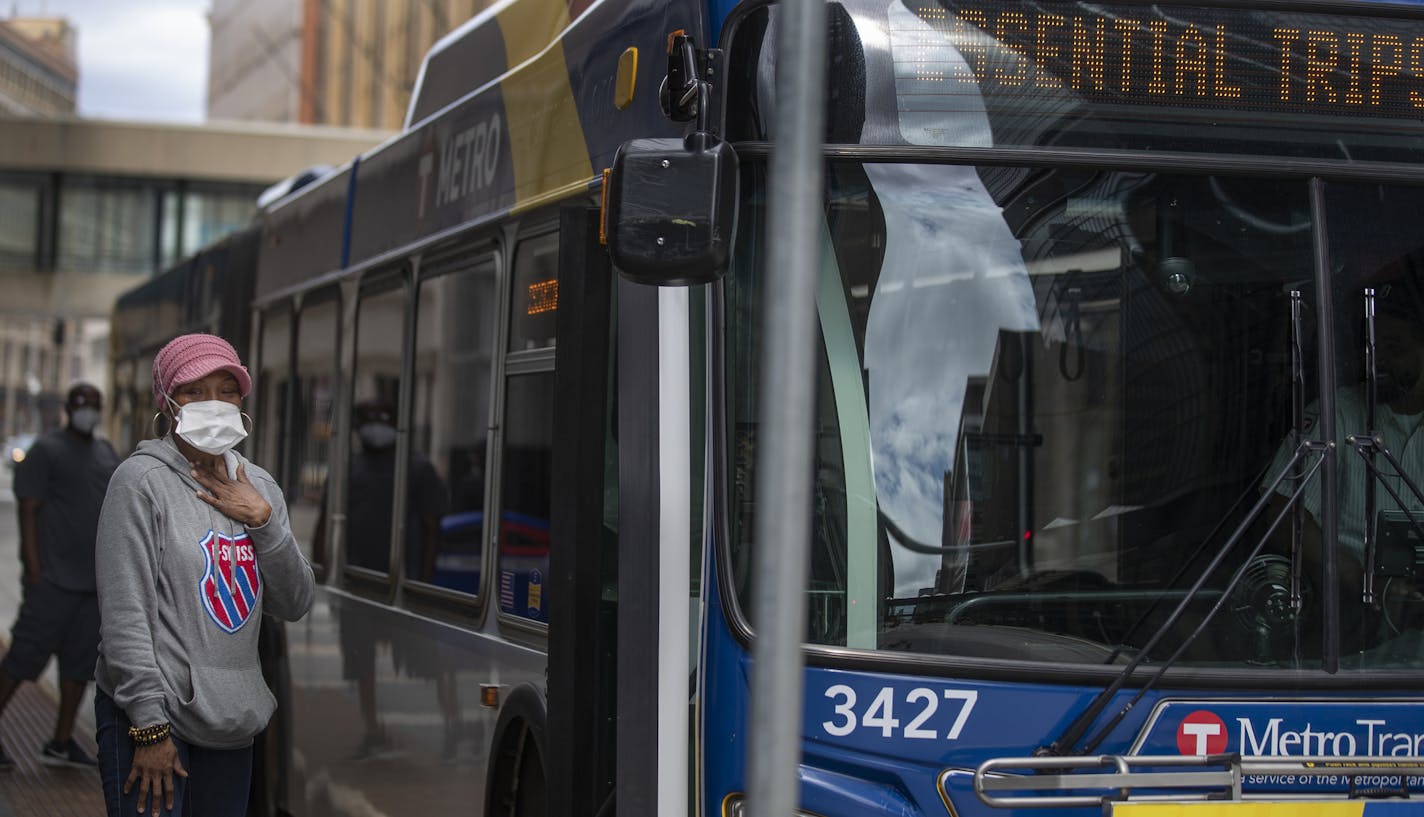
[105,0,1424,814]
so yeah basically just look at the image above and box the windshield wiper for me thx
[1038,443,1326,757]
[1041,290,1324,757]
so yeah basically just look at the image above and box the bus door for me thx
[548,206,618,817]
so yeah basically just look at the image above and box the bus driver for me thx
[1266,277,1424,651]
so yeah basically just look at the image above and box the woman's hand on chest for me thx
[189,461,272,529]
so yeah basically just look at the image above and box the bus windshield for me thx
[725,162,1424,672]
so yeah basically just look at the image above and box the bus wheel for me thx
[486,685,547,817]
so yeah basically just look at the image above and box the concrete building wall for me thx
[207,0,305,123]
[1,116,385,182]
[208,0,484,130]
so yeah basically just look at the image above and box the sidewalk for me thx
[0,468,106,815]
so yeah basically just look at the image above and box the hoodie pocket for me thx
[170,664,276,745]
[170,661,194,706]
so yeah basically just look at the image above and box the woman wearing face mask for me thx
[94,333,314,817]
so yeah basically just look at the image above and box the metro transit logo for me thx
[1143,701,1424,796]
[1169,706,1424,757]
[1176,710,1229,755]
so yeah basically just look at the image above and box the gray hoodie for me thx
[95,437,315,749]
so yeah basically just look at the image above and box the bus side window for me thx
[293,294,339,573]
[257,308,292,525]
[412,256,498,597]
[346,279,409,579]
[498,232,558,623]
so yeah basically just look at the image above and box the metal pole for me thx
[746,0,826,813]
[1308,176,1340,671]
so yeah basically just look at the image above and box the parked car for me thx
[5,433,36,470]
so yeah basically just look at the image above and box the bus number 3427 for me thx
[821,685,979,740]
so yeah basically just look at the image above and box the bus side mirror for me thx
[604,133,738,286]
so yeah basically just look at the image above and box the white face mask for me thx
[170,398,247,455]
[69,407,100,434]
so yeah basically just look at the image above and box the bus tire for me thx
[485,683,548,817]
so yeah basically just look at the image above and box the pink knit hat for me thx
[152,333,252,404]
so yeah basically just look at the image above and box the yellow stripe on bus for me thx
[496,0,596,212]
[1113,803,1368,817]
[496,0,574,67]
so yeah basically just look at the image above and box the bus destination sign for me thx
[904,1,1424,121]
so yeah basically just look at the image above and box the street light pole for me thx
[745,0,826,813]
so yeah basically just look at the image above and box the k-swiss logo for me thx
[197,531,260,633]
[1177,710,1229,755]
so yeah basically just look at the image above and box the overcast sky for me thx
[12,0,210,122]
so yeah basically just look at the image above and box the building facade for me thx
[0,117,386,440]
[0,17,76,116]
[208,0,486,130]
[208,0,304,123]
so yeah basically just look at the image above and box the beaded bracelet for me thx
[128,722,171,747]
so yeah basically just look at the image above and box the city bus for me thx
[106,0,1424,814]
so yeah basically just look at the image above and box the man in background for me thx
[0,383,118,768]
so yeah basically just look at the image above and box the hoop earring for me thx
[150,412,168,439]
[241,412,254,434]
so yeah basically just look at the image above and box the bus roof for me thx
[256,0,707,302]
[111,224,260,359]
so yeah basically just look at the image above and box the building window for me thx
[159,185,262,269]
[0,178,39,269]
[57,179,157,274]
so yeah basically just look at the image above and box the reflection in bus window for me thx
[346,284,408,575]
[293,297,338,569]
[111,358,137,452]
[347,399,447,581]
[257,309,290,513]
[861,162,1038,602]
[133,353,158,442]
[413,259,497,596]
[498,372,553,622]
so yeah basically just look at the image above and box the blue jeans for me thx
[95,689,252,817]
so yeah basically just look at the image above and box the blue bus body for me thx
[700,0,1424,814]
